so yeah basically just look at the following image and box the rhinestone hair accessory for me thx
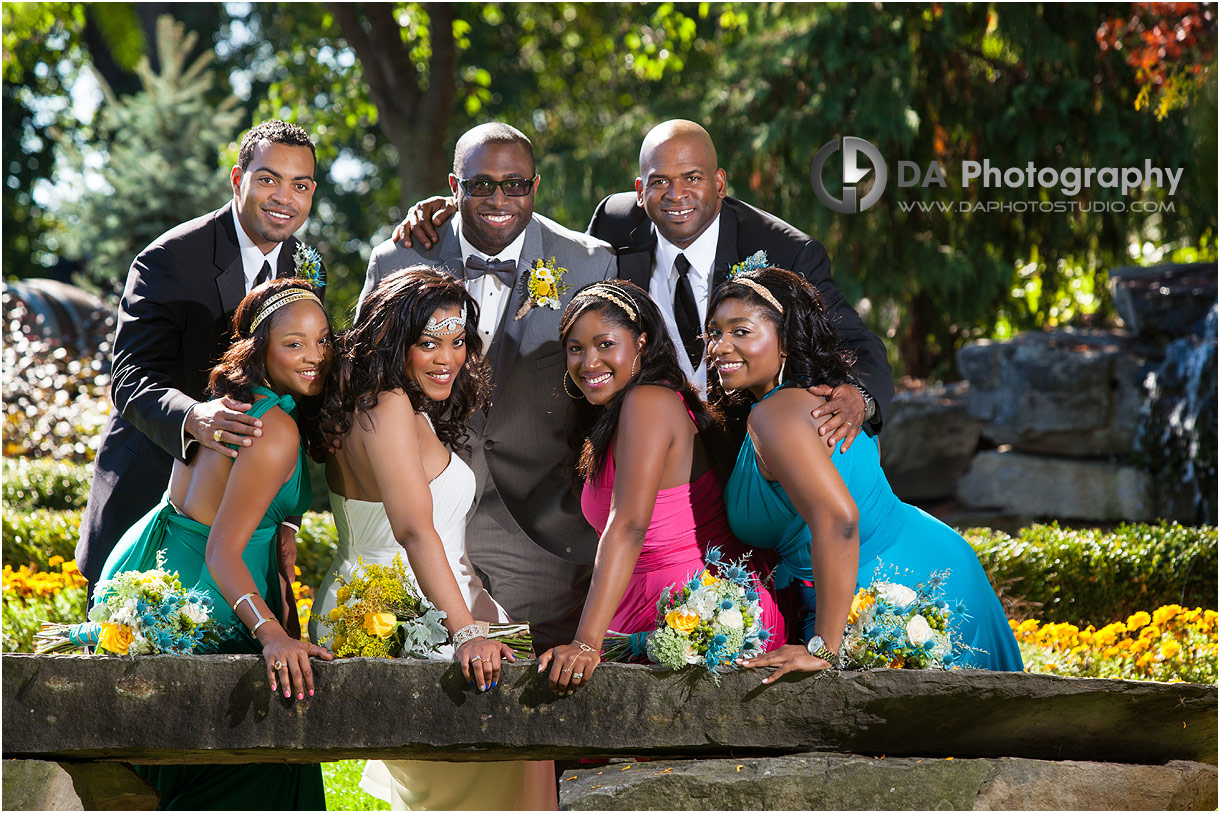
[730,278,784,315]
[576,282,639,324]
[247,289,323,335]
[424,303,468,336]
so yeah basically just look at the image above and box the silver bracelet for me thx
[234,592,271,634]
[452,621,489,649]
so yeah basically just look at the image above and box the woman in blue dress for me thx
[98,278,334,808]
[705,266,1022,680]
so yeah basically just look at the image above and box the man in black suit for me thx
[77,120,320,615]
[395,120,891,447]
[586,120,893,446]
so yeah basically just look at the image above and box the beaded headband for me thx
[247,289,323,335]
[576,283,639,323]
[730,278,784,315]
[424,303,468,336]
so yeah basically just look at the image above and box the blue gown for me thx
[99,387,325,809]
[724,386,1023,671]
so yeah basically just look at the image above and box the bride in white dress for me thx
[309,268,555,810]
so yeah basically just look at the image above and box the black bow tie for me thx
[464,255,517,287]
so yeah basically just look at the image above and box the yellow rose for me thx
[848,591,874,624]
[99,622,134,655]
[665,610,700,634]
[699,570,717,587]
[363,612,398,639]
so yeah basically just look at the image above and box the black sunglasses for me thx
[456,176,539,197]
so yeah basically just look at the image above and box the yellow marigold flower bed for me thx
[1011,604,1218,684]
[2,558,89,652]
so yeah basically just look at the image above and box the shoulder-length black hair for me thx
[559,279,725,481]
[321,266,490,454]
[208,277,332,461]
[705,265,855,417]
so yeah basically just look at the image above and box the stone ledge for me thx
[558,754,1219,811]
[3,654,1215,765]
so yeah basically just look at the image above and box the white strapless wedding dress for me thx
[310,449,553,811]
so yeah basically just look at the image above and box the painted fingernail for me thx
[298,692,304,700]
[537,664,545,672]
[491,681,497,689]
[309,689,314,697]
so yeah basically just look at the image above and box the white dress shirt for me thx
[231,205,285,293]
[456,217,528,349]
[649,214,721,393]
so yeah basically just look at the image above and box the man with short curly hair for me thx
[78,120,321,629]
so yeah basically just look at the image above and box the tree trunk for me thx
[329,2,456,212]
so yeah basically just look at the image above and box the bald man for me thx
[394,120,892,448]
[587,120,893,445]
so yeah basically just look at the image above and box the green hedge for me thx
[2,458,92,512]
[965,522,1218,626]
[3,509,81,568]
[3,499,1216,625]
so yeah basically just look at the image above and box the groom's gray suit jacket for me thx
[359,215,615,570]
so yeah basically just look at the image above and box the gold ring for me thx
[844,421,853,427]
[213,429,224,442]
[273,660,283,671]
[561,666,573,673]
[470,655,483,662]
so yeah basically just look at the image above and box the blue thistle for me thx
[703,546,724,566]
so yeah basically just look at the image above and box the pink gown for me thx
[580,391,786,647]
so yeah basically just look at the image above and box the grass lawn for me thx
[323,760,389,811]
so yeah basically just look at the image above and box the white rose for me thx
[906,614,935,646]
[718,608,744,630]
[876,582,918,610]
[683,642,702,665]
[184,603,209,625]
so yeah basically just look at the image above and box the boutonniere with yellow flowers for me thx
[293,242,326,288]
[514,257,568,320]
[729,250,769,278]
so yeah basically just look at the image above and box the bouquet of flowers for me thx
[839,569,974,669]
[317,554,532,659]
[602,547,774,683]
[36,558,218,655]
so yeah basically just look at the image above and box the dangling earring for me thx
[563,371,584,400]
[777,355,786,385]
[630,353,639,377]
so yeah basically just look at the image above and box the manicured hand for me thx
[737,643,833,684]
[392,196,457,249]
[809,384,867,452]
[186,397,262,458]
[264,633,334,700]
[457,636,516,691]
[537,642,600,696]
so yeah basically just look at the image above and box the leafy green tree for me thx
[51,15,243,291]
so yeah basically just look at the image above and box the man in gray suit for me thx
[359,123,616,651]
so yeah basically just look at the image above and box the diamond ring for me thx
[572,672,584,680]
[273,660,283,671]
[471,655,483,662]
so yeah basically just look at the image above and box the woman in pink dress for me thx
[537,280,784,694]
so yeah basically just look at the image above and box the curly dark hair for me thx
[559,279,725,481]
[208,278,331,461]
[320,267,490,454]
[705,266,855,417]
[238,120,316,170]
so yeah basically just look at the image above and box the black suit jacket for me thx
[77,202,307,586]
[587,192,894,427]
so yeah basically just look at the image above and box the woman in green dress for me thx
[99,278,335,809]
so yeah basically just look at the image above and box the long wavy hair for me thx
[559,279,725,481]
[208,278,331,461]
[705,266,855,418]
[321,267,490,453]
